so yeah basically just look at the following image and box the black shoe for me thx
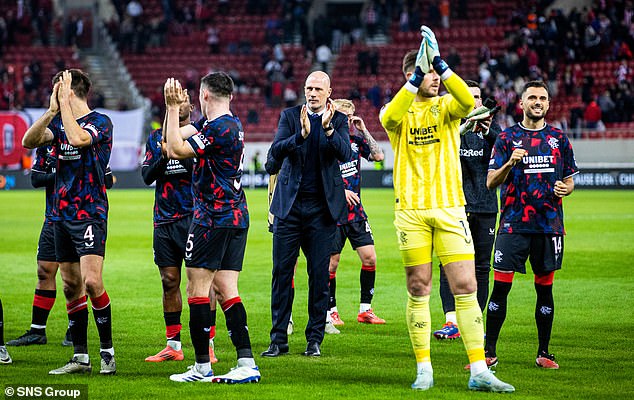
[261,343,289,357]
[302,341,320,357]
[7,330,47,346]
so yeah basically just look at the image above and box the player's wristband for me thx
[408,66,424,88]
[431,56,451,79]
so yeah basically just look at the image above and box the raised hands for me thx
[322,98,335,136]
[349,115,367,133]
[57,70,73,108]
[300,104,311,139]
[49,81,61,114]
[164,78,187,108]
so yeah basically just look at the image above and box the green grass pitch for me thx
[1,188,633,399]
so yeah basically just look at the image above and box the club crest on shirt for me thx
[548,137,559,149]
[430,104,440,118]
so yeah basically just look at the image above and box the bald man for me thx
[262,71,352,357]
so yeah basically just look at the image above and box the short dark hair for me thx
[200,72,234,99]
[52,69,91,99]
[464,80,480,88]
[522,80,550,99]
[402,50,417,75]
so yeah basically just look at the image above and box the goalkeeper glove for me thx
[420,25,450,76]
[415,38,431,74]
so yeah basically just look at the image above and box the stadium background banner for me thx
[2,169,634,191]
[24,107,146,171]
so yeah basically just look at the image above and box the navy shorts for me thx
[331,220,374,254]
[184,224,247,271]
[55,220,107,262]
[37,220,57,262]
[493,233,564,274]
[467,212,497,271]
[153,216,191,268]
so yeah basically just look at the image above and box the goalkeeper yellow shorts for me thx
[394,207,475,266]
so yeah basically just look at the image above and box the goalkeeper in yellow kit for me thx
[379,26,515,393]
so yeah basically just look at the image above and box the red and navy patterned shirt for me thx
[32,145,57,221]
[338,132,372,224]
[142,128,194,227]
[489,123,578,235]
[186,116,248,229]
[48,111,112,221]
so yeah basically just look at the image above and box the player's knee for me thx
[161,270,180,293]
[361,254,376,267]
[407,278,430,296]
[84,277,104,298]
[62,281,81,299]
[36,262,57,283]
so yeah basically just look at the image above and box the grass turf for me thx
[1,188,633,399]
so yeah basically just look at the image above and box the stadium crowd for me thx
[0,0,633,130]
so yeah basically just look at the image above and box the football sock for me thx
[445,311,457,325]
[328,272,337,310]
[438,264,455,314]
[406,293,431,363]
[195,361,212,375]
[188,297,211,364]
[222,297,254,359]
[475,268,491,312]
[91,291,113,349]
[535,281,554,355]
[0,298,4,345]
[67,296,89,354]
[360,264,376,305]
[31,289,56,334]
[164,311,182,342]
[455,292,486,368]
[484,273,514,356]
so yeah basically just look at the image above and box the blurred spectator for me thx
[126,0,143,26]
[316,44,332,72]
[357,49,370,75]
[196,0,213,28]
[206,24,220,54]
[616,60,632,84]
[583,99,603,130]
[247,108,260,124]
[369,49,380,75]
[446,47,461,70]
[440,0,450,29]
[284,83,298,107]
[362,1,379,37]
[428,1,441,28]
[597,89,616,123]
[399,6,409,32]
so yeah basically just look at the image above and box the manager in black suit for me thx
[262,71,351,357]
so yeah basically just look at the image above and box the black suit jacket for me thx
[267,105,351,223]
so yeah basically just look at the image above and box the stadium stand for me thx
[1,0,632,142]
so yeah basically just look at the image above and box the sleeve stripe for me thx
[192,134,205,149]
[84,125,98,137]
[404,81,419,94]
[440,69,454,80]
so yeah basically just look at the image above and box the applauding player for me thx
[142,94,219,364]
[327,99,385,330]
[22,69,115,375]
[164,74,259,384]
[379,27,514,392]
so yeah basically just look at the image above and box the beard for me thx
[525,107,546,121]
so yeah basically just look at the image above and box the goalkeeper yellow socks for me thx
[407,293,431,368]
[455,292,487,375]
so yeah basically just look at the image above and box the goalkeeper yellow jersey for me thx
[380,74,474,210]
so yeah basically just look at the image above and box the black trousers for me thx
[271,193,336,345]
